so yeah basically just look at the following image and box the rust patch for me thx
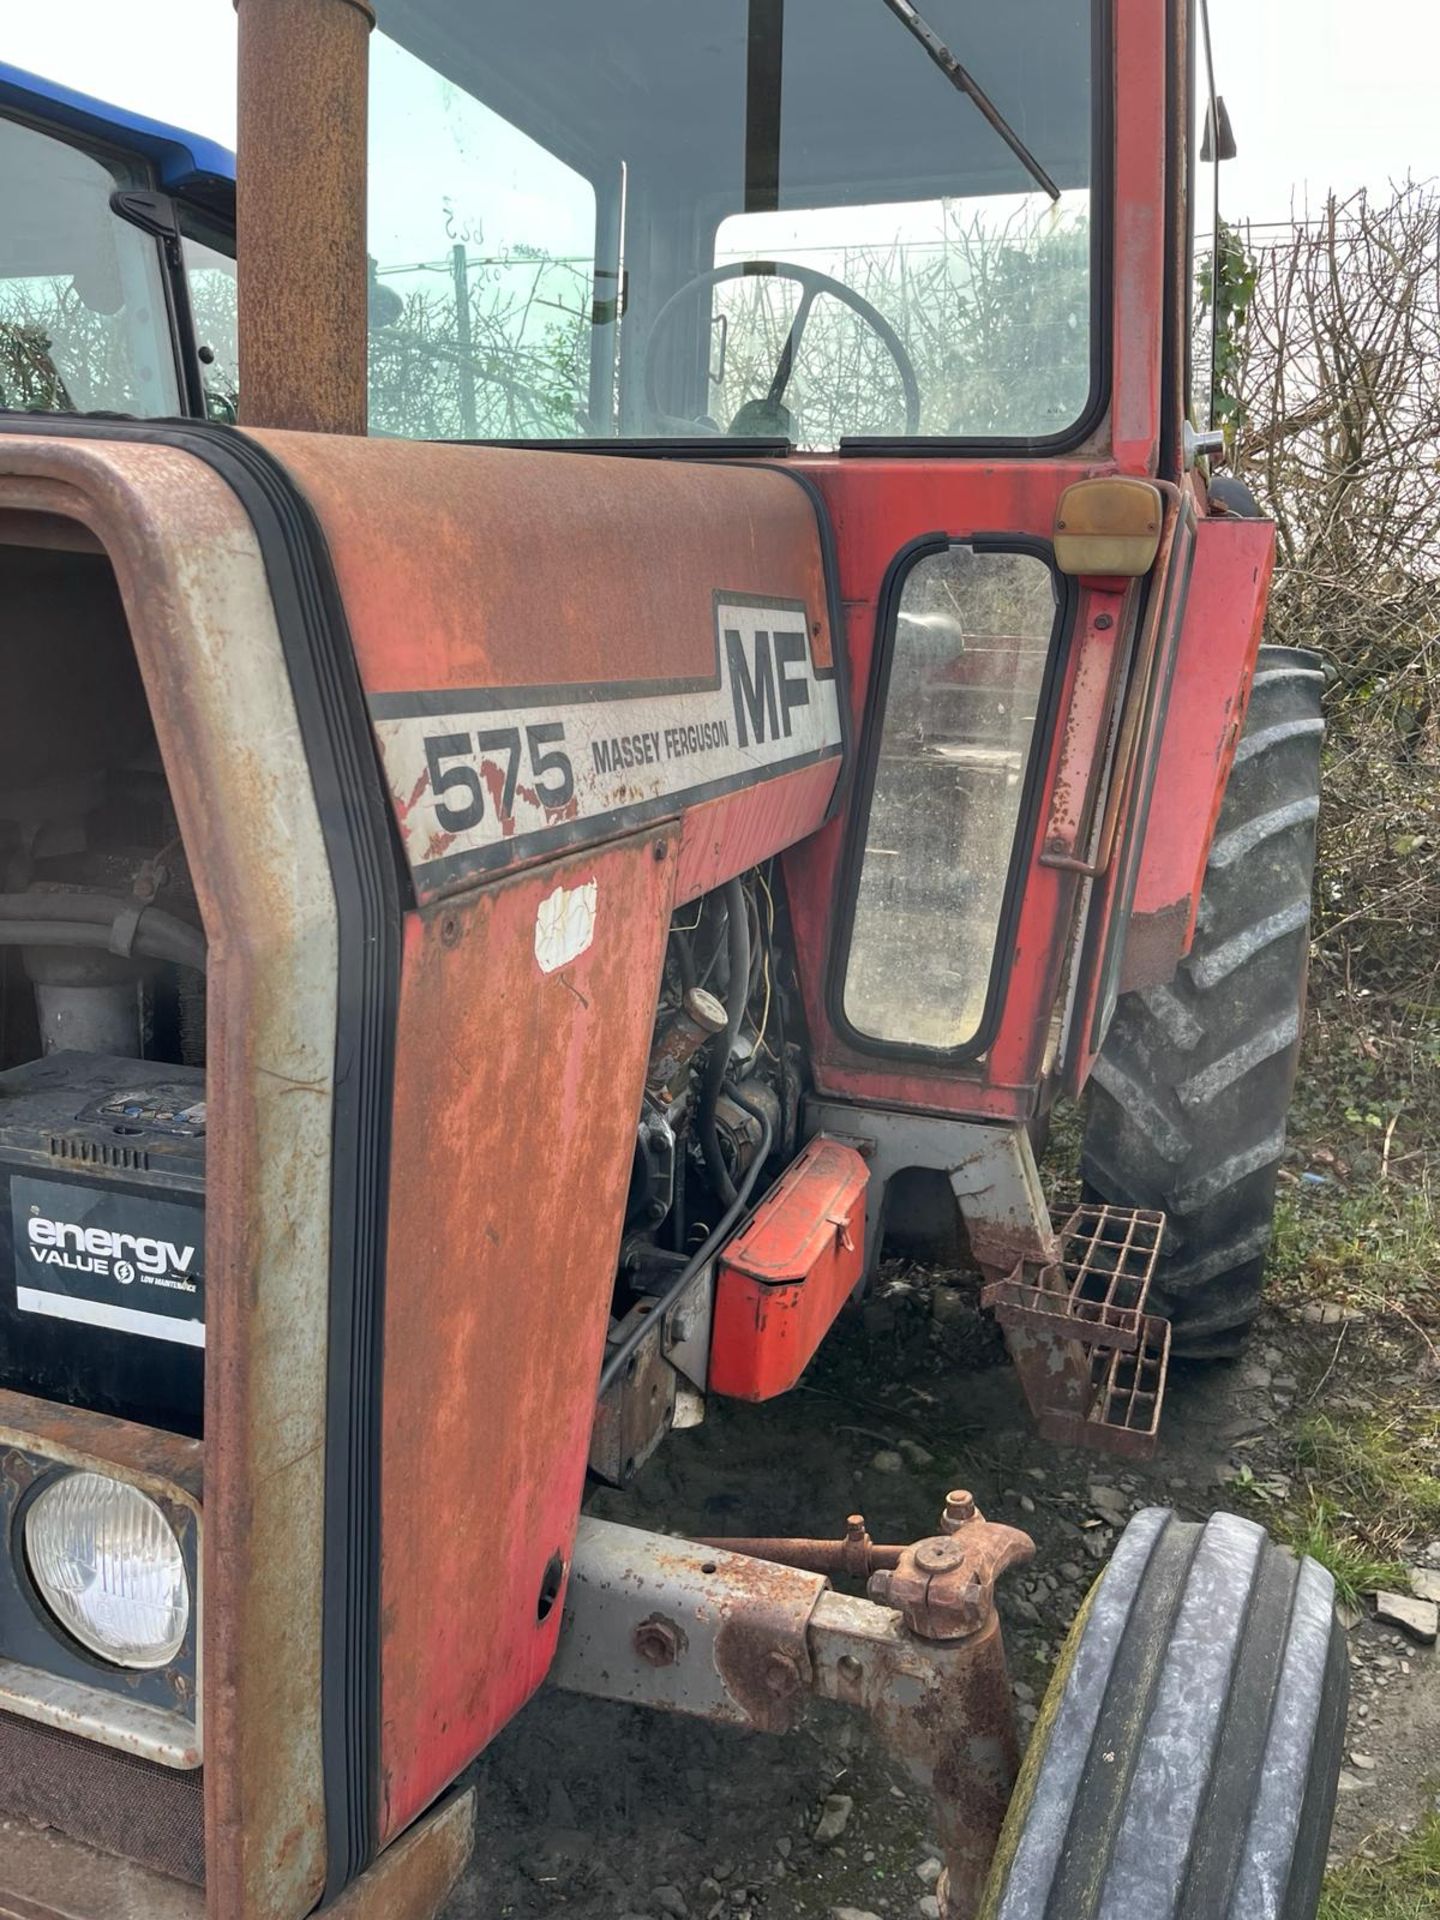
[237,0,372,434]
[0,1389,201,1505]
[697,1514,903,1582]
[984,1207,1172,1461]
[377,830,678,1839]
[1116,895,1191,995]
[866,1504,1033,1646]
[846,1501,1033,1916]
[323,1786,475,1920]
[712,1571,818,1734]
[400,769,431,818]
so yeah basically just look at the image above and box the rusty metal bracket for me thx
[808,1595,1020,1919]
[866,1500,1034,1642]
[549,1521,828,1735]
[982,1203,1171,1459]
[552,1494,1033,1919]
[804,1103,1060,1285]
[590,1260,714,1487]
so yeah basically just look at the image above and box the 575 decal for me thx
[424,723,576,832]
[374,595,843,887]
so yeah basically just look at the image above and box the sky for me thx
[6,0,1439,226]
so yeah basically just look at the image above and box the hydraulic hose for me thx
[696,877,750,1208]
[0,892,207,972]
[598,1081,773,1400]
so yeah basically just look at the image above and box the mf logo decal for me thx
[370,595,842,891]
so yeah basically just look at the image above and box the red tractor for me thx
[0,3,1340,1917]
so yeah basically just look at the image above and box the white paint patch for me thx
[535,879,597,974]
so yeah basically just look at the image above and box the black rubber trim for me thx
[1173,1535,1299,1918]
[107,189,208,421]
[744,0,785,215]
[826,531,1077,1066]
[457,435,794,460]
[1042,1517,1203,1919]
[0,411,403,1896]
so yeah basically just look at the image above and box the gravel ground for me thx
[440,1273,1439,1919]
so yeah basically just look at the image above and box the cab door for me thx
[0,63,234,419]
[777,0,1176,1129]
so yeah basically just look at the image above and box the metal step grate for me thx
[982,1204,1171,1459]
[1085,1313,1171,1452]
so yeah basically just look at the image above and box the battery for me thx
[0,1053,206,1436]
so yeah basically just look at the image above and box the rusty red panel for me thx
[250,432,843,902]
[0,437,335,1919]
[1059,494,1196,1093]
[781,457,1102,1120]
[1121,514,1276,989]
[376,829,676,1840]
[674,758,840,906]
[710,1137,867,1402]
[1111,0,1168,474]
[254,435,833,697]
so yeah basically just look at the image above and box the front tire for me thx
[1082,647,1325,1356]
[980,1508,1347,1920]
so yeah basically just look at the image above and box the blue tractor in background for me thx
[0,63,235,420]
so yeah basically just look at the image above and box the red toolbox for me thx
[710,1135,868,1401]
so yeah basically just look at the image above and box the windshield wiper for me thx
[879,0,1061,202]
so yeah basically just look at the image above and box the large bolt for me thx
[633,1618,680,1667]
[941,1489,976,1533]
[913,1537,967,1575]
[843,1513,872,1575]
[764,1651,803,1699]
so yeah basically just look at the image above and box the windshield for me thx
[368,0,1097,449]
[0,114,180,416]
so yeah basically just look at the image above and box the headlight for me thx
[24,1472,189,1669]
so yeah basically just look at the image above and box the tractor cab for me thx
[0,8,1344,1920]
[0,63,236,419]
[363,2,1098,449]
[356,1,1126,1111]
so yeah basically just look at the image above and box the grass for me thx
[1295,1414,1440,1532]
[1269,1173,1440,1315]
[1268,1010,1440,1911]
[1256,1370,1440,1606]
[1259,1024,1440,1600]
[1318,1816,1440,1920]
[1282,1497,1408,1610]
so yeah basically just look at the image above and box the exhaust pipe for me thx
[235,0,374,434]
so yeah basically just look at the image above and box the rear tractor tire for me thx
[1082,646,1325,1356]
[979,1508,1347,1920]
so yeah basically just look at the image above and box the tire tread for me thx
[1081,646,1324,1354]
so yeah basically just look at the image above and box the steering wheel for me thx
[643,259,922,437]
